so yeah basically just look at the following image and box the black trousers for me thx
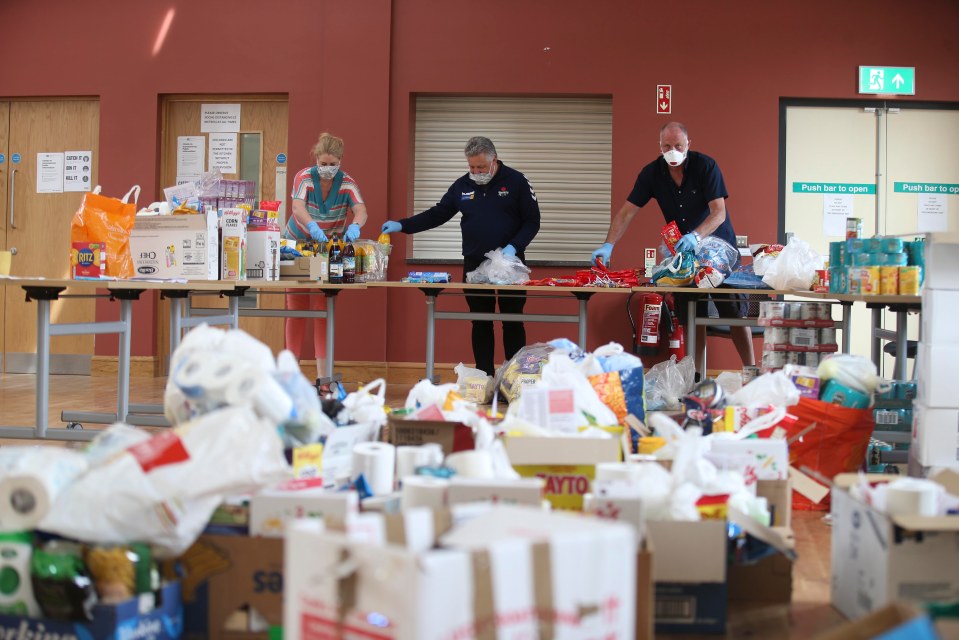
[463,254,527,376]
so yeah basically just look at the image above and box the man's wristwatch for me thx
[692,230,702,243]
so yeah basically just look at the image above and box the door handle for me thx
[9,168,17,229]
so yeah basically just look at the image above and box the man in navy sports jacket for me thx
[382,136,541,376]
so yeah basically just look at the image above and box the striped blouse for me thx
[283,166,364,240]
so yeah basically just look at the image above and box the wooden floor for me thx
[0,373,847,638]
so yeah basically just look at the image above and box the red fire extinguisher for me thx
[664,294,686,360]
[638,293,663,355]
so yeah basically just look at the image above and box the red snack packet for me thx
[259,200,282,211]
[661,221,683,255]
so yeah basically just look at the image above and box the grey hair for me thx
[659,122,689,141]
[464,136,497,160]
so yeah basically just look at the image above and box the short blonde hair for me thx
[311,132,344,159]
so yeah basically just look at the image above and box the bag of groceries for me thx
[70,185,140,278]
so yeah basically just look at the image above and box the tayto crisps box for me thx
[504,436,621,510]
[177,534,283,640]
[0,581,183,640]
[130,210,218,279]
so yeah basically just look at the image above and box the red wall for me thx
[2,0,957,369]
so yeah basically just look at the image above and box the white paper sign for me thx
[275,166,287,220]
[63,150,93,192]
[918,193,949,232]
[37,153,64,193]
[175,174,200,186]
[200,103,241,133]
[208,132,237,174]
[823,194,853,237]
[177,136,205,176]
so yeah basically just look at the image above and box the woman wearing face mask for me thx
[284,132,368,381]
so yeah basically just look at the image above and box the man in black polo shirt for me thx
[591,122,755,370]
[382,136,541,376]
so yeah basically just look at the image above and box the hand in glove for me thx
[344,223,361,242]
[591,242,614,267]
[502,244,517,258]
[675,232,700,254]
[307,221,327,243]
[381,220,402,234]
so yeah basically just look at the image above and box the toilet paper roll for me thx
[445,450,494,479]
[885,478,941,517]
[0,448,88,531]
[396,444,445,479]
[352,442,396,496]
[400,476,450,511]
[595,462,643,485]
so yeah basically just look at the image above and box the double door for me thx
[0,100,100,372]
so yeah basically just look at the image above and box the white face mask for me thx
[662,149,687,167]
[470,159,495,185]
[317,165,339,179]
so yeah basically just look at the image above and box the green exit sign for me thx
[859,66,915,95]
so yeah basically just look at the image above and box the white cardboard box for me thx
[246,209,280,281]
[831,472,959,620]
[921,289,959,346]
[447,477,545,507]
[911,402,959,467]
[284,506,636,640]
[917,341,959,408]
[129,211,218,279]
[923,241,959,290]
[249,479,358,537]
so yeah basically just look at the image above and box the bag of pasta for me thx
[70,185,140,278]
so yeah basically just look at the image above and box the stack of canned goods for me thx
[758,300,838,372]
[829,236,924,295]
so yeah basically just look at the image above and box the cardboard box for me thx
[179,534,283,640]
[0,581,182,640]
[130,211,218,279]
[917,341,959,408]
[385,416,475,455]
[815,602,938,640]
[221,208,248,280]
[249,479,359,537]
[921,289,959,346]
[831,472,959,621]
[246,210,280,281]
[447,477,545,507]
[284,506,637,640]
[504,436,622,510]
[923,241,959,290]
[911,402,959,467]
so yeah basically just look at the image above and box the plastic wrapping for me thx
[761,235,824,290]
[816,353,889,395]
[695,236,740,277]
[651,251,697,286]
[493,343,554,403]
[644,355,696,410]
[465,248,531,285]
[454,362,494,404]
[728,371,801,408]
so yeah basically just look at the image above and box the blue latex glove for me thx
[675,232,700,254]
[381,220,402,234]
[591,242,614,267]
[502,244,517,257]
[280,245,302,258]
[344,223,361,242]
[306,221,327,243]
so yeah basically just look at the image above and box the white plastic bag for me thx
[454,362,494,404]
[728,371,801,408]
[644,355,696,410]
[342,378,387,431]
[761,235,824,290]
[817,354,889,394]
[465,248,531,285]
[538,352,619,426]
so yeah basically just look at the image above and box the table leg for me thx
[841,302,852,353]
[170,297,183,354]
[35,299,51,438]
[117,298,132,423]
[325,292,336,377]
[425,291,437,381]
[686,298,701,372]
[871,306,883,369]
[895,309,908,380]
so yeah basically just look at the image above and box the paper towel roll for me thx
[595,462,643,485]
[445,450,494,479]
[0,448,88,531]
[400,476,450,511]
[885,478,941,517]
[396,444,445,479]
[352,442,396,496]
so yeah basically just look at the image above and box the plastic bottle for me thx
[328,233,344,284]
[343,241,356,284]
[354,242,366,282]
[318,240,329,283]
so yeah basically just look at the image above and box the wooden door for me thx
[0,103,8,369]
[3,99,100,373]
[157,95,289,370]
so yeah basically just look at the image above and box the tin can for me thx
[817,302,833,321]
[764,327,788,346]
[786,302,804,320]
[762,350,786,370]
[846,217,863,240]
[880,266,899,295]
[785,351,804,366]
[800,302,819,321]
[762,301,786,321]
[899,266,921,294]
[789,327,818,348]
[815,269,830,292]
[742,365,761,385]
[820,327,837,345]
[804,352,820,368]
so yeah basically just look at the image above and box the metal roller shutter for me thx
[411,96,612,263]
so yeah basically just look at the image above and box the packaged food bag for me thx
[70,185,140,278]
[493,343,554,402]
